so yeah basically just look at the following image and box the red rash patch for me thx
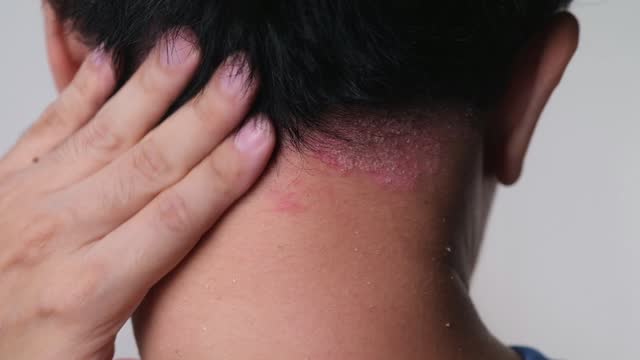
[309,117,445,190]
[268,176,310,215]
[273,191,307,215]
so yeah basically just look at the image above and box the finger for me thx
[91,116,274,299]
[0,48,115,174]
[55,55,256,241]
[38,28,201,185]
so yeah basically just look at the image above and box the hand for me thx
[0,32,274,360]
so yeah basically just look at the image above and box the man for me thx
[45,1,579,359]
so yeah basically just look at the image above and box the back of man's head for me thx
[49,0,571,148]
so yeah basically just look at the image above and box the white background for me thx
[1,2,637,359]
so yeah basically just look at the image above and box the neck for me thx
[134,130,513,360]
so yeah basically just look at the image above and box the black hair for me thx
[49,0,572,146]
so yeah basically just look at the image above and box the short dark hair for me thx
[49,0,572,145]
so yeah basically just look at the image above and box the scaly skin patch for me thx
[267,108,476,212]
[308,116,449,190]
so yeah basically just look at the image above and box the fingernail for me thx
[90,46,109,67]
[235,116,272,153]
[219,54,250,96]
[161,29,198,66]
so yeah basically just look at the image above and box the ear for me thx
[489,12,579,185]
[43,2,91,92]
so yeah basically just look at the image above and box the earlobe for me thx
[490,12,580,185]
[43,2,89,92]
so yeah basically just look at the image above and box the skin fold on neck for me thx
[133,118,517,360]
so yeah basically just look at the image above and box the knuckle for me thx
[37,103,60,127]
[207,158,244,199]
[66,264,104,310]
[156,191,192,234]
[27,76,101,141]
[138,64,167,95]
[39,262,107,319]
[64,80,89,108]
[30,103,67,136]
[49,137,78,163]
[192,99,228,133]
[4,211,65,269]
[68,72,93,101]
[62,79,95,115]
[38,83,91,134]
[104,173,136,211]
[79,119,125,156]
[131,140,172,183]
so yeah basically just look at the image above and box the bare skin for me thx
[0,25,275,360]
[130,14,579,360]
[134,129,518,360]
